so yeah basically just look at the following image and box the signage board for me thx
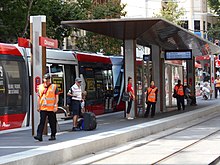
[143,54,151,61]
[164,50,192,60]
[18,37,31,48]
[39,36,58,48]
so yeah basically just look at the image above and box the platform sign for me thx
[143,54,151,61]
[18,37,31,48]
[164,50,192,60]
[39,37,58,48]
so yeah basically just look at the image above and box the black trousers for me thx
[37,111,57,137]
[189,95,196,105]
[215,87,220,98]
[144,102,156,117]
[126,100,133,114]
[177,96,185,110]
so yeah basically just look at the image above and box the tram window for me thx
[83,68,96,100]
[94,70,104,99]
[2,61,22,106]
[0,65,5,107]
[103,70,113,90]
[50,64,64,106]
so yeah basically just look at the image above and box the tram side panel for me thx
[0,43,29,130]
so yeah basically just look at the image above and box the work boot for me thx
[48,136,56,141]
[34,136,43,142]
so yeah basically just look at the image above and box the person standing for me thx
[34,73,59,142]
[174,79,185,110]
[68,78,82,131]
[144,81,158,118]
[215,76,220,98]
[126,76,135,120]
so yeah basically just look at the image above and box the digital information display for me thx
[164,50,192,60]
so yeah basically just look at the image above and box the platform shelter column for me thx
[151,44,162,112]
[124,40,137,118]
[186,58,195,94]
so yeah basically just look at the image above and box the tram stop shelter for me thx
[61,18,220,118]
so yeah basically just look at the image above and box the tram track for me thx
[82,112,220,165]
[152,124,220,165]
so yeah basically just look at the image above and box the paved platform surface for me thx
[0,97,220,165]
[72,109,220,165]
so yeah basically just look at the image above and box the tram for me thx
[0,43,119,130]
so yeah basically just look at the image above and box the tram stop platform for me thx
[0,96,220,165]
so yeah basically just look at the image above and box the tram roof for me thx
[62,18,220,56]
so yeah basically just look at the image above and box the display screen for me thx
[164,50,192,60]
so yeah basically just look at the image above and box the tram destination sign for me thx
[164,50,192,60]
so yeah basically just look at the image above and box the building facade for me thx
[121,0,218,40]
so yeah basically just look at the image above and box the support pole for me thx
[30,15,46,135]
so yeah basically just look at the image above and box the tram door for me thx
[47,64,76,107]
[103,69,113,113]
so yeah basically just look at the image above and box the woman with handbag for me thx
[126,76,135,120]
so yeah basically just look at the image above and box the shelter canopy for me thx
[61,18,220,56]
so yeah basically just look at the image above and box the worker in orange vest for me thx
[215,76,220,99]
[174,79,185,110]
[144,81,158,118]
[34,73,59,142]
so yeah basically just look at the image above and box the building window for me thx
[194,20,200,31]
[180,21,188,30]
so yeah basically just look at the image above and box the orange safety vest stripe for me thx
[174,85,184,96]
[216,80,220,87]
[147,87,157,102]
[38,84,57,111]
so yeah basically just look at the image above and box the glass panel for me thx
[50,64,64,106]
[2,61,22,107]
[0,65,6,107]
[84,68,96,100]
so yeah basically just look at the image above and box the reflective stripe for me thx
[45,98,55,101]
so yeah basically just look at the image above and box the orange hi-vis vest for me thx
[38,84,57,111]
[174,85,184,96]
[216,79,220,87]
[147,87,157,102]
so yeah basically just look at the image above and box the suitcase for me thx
[82,112,97,131]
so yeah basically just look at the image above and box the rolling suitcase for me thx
[82,112,97,131]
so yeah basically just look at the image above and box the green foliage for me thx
[0,0,29,42]
[0,0,126,52]
[208,0,220,15]
[207,0,220,41]
[0,0,92,46]
[154,1,184,25]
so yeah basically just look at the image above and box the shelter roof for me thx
[61,18,220,56]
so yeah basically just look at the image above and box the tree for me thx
[208,0,220,15]
[154,1,184,25]
[0,0,126,52]
[207,0,220,41]
[0,0,92,46]
[75,0,126,55]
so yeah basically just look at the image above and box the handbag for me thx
[67,87,73,105]
[122,92,130,102]
[172,93,177,98]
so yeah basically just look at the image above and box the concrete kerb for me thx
[1,104,220,165]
